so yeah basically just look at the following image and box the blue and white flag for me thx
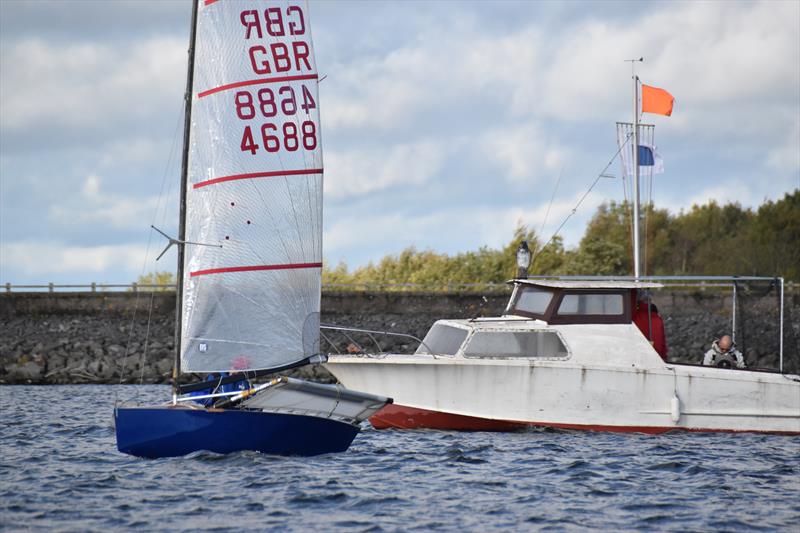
[621,143,664,176]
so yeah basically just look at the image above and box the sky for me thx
[1,0,798,286]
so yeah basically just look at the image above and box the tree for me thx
[315,190,799,287]
[135,271,176,290]
[563,201,631,275]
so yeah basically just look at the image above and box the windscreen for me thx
[416,324,469,355]
[463,331,568,358]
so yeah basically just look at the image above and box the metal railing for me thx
[2,282,512,293]
[319,324,430,356]
[2,279,796,293]
[3,282,176,293]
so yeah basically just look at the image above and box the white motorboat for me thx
[324,71,800,435]
[325,277,799,434]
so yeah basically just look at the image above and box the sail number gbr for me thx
[234,84,318,155]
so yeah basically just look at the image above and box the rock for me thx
[116,354,141,372]
[0,291,797,384]
[157,358,172,376]
[107,344,124,356]
[6,361,45,382]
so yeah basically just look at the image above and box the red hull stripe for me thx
[193,168,323,189]
[190,262,322,278]
[369,403,800,436]
[370,403,527,431]
[198,74,319,98]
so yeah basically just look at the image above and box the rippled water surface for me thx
[1,385,799,532]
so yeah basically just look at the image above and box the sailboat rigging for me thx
[114,0,390,458]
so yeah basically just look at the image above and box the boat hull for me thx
[326,353,800,435]
[369,403,799,435]
[115,406,360,458]
[370,403,527,431]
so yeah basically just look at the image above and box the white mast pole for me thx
[632,74,641,279]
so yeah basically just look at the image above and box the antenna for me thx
[624,57,644,78]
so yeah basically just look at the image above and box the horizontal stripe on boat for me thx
[198,74,319,98]
[193,168,323,189]
[190,262,322,277]
[369,404,800,435]
[203,0,219,5]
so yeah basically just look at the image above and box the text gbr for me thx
[240,7,311,75]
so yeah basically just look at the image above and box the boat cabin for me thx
[413,279,666,361]
[503,279,663,325]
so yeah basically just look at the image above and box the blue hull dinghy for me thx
[115,407,358,458]
[114,0,390,458]
[116,378,390,458]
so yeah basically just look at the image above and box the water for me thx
[1,385,798,532]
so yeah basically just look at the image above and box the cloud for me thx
[320,24,543,132]
[656,180,781,216]
[1,0,797,283]
[0,36,185,139]
[480,122,568,184]
[1,241,149,277]
[48,174,165,230]
[537,1,800,123]
[99,136,179,168]
[766,119,800,174]
[324,189,604,265]
[325,140,449,199]
[321,0,798,144]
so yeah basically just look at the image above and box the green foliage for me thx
[134,192,799,288]
[322,190,799,287]
[561,201,632,275]
[322,223,560,289]
[135,271,176,290]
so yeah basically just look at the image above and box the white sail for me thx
[182,0,323,372]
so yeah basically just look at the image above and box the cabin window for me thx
[416,324,469,355]
[514,287,554,315]
[557,293,624,316]
[463,330,568,358]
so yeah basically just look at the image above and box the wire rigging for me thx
[537,167,563,251]
[116,104,185,402]
[531,134,633,268]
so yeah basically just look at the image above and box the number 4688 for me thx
[240,121,317,154]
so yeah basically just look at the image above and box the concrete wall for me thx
[1,289,798,384]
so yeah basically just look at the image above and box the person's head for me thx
[718,335,733,351]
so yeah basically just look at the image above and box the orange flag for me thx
[641,84,674,116]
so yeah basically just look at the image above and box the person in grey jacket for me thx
[703,335,746,368]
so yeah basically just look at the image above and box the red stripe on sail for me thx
[204,0,220,5]
[190,262,322,278]
[193,168,323,189]
[198,74,319,98]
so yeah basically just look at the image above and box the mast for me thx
[632,75,642,279]
[173,0,199,402]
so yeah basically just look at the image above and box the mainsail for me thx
[182,0,323,372]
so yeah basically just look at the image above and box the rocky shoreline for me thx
[2,289,798,385]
